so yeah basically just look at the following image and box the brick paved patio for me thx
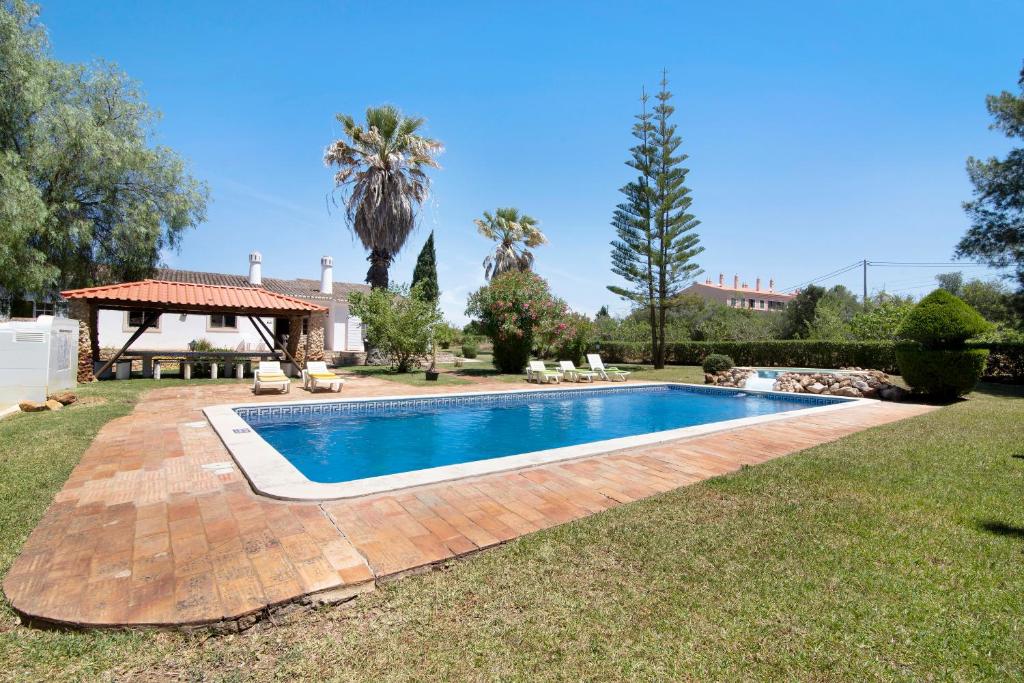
[2,376,935,629]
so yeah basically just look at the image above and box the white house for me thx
[95,252,369,356]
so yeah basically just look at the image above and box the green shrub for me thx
[461,339,479,359]
[895,345,990,399]
[702,354,734,374]
[896,289,990,347]
[895,290,992,397]
[466,272,569,373]
[349,283,442,372]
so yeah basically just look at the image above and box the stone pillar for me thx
[67,300,95,383]
[304,313,326,363]
[286,315,303,363]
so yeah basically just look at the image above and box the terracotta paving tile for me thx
[1,379,935,628]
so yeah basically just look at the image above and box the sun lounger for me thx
[303,361,344,393]
[253,361,290,393]
[586,354,630,382]
[527,360,563,384]
[558,360,597,383]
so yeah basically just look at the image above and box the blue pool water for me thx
[237,386,842,484]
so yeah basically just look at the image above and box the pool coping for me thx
[204,382,868,502]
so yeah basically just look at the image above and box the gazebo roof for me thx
[61,279,327,316]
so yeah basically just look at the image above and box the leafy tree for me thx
[474,207,547,280]
[348,283,442,372]
[936,271,1017,325]
[608,73,703,368]
[782,285,826,338]
[596,305,610,319]
[411,231,439,302]
[849,299,914,341]
[936,271,965,296]
[0,0,208,295]
[325,105,443,289]
[956,63,1024,312]
[806,296,852,341]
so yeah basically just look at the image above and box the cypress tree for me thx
[411,231,439,302]
[608,72,702,368]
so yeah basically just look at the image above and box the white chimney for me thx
[756,277,761,292]
[248,251,262,286]
[718,273,725,287]
[320,255,333,294]
[733,274,740,290]
[769,277,775,292]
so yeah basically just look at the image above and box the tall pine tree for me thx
[411,231,439,302]
[608,72,702,368]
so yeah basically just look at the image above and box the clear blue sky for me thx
[39,0,1022,322]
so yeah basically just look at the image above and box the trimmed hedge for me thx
[895,345,990,399]
[897,289,990,347]
[592,340,1024,382]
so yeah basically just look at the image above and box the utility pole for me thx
[862,259,868,307]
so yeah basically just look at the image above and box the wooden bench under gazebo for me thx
[61,279,328,380]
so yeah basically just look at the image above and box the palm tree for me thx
[324,105,443,288]
[475,207,548,280]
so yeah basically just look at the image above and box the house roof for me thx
[154,268,369,303]
[61,279,327,315]
[683,282,796,301]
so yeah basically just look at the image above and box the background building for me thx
[681,274,795,312]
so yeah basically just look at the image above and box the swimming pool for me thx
[205,384,859,500]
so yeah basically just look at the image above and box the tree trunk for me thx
[365,249,392,289]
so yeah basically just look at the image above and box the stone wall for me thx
[67,300,95,383]
[705,367,755,387]
[772,369,907,400]
[705,366,908,400]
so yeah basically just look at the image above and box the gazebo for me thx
[61,279,327,379]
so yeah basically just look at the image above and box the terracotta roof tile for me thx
[60,280,327,314]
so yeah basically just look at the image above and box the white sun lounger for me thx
[586,354,631,382]
[253,361,291,393]
[303,361,344,393]
[558,360,597,383]
[527,360,563,384]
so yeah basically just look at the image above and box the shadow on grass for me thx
[976,520,1024,540]
[969,382,1024,399]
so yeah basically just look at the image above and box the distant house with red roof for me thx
[680,274,795,312]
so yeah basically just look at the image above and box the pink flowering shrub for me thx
[466,272,587,372]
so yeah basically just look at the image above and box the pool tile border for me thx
[205,382,866,502]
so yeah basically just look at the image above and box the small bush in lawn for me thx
[895,289,991,399]
[461,339,479,359]
[702,354,734,374]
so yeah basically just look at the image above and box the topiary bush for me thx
[896,289,990,347]
[702,353,734,374]
[895,289,991,399]
[894,346,989,399]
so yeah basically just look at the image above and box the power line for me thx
[778,261,861,293]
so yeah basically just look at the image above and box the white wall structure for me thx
[0,316,78,404]
[90,252,368,354]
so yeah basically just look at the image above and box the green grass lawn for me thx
[449,354,706,385]
[342,364,473,386]
[2,382,1023,680]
